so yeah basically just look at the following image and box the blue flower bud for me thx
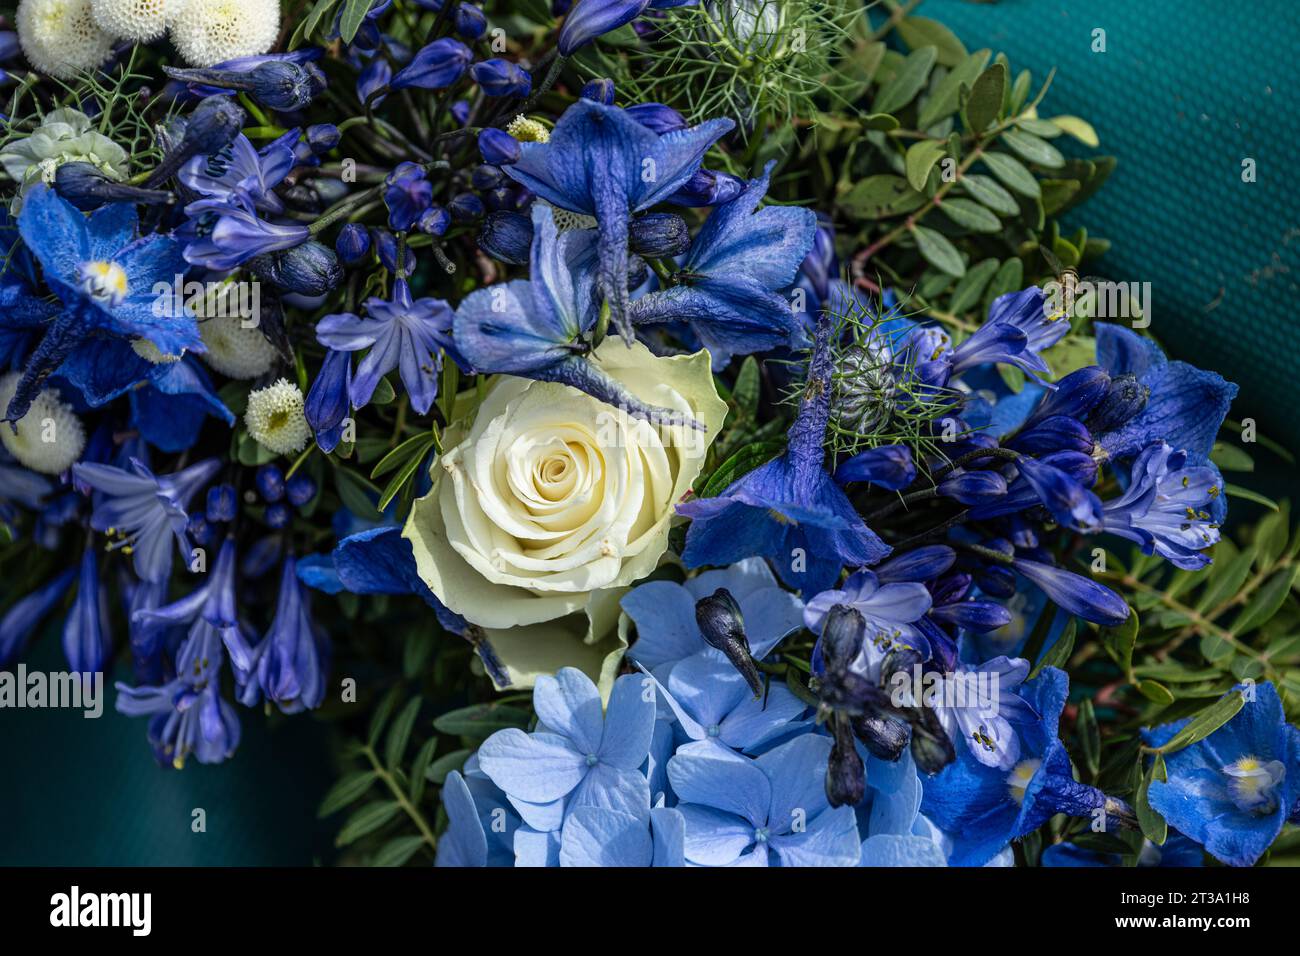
[472,163,506,190]
[478,127,521,166]
[930,600,1013,633]
[357,57,391,107]
[1024,365,1111,431]
[391,37,473,91]
[264,501,292,529]
[1086,372,1149,434]
[54,161,173,211]
[558,0,651,56]
[448,192,485,221]
[580,78,616,104]
[335,222,371,264]
[695,587,762,698]
[206,483,238,523]
[385,161,433,231]
[875,545,956,583]
[306,123,341,155]
[248,240,343,296]
[1008,415,1094,456]
[455,4,487,39]
[625,101,687,134]
[372,229,416,276]
[827,716,866,808]
[163,61,326,111]
[417,204,451,236]
[1011,557,1130,627]
[145,94,244,187]
[668,167,746,207]
[628,212,690,258]
[834,444,915,490]
[1016,455,1103,533]
[975,564,1016,598]
[306,349,351,453]
[937,469,1008,504]
[187,514,217,549]
[286,474,317,508]
[451,99,471,124]
[820,604,865,675]
[470,59,531,97]
[478,210,534,265]
[256,465,285,502]
[909,706,956,775]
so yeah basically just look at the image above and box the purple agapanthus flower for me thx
[948,286,1071,380]
[180,191,311,270]
[179,132,296,214]
[315,277,456,415]
[72,457,221,582]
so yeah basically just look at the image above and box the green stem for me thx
[362,745,438,851]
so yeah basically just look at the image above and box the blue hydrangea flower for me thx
[477,668,656,831]
[73,457,220,582]
[626,163,815,369]
[315,278,456,415]
[1142,682,1300,867]
[858,749,948,867]
[1101,440,1222,570]
[667,734,862,866]
[503,99,732,343]
[678,316,891,594]
[435,767,521,867]
[4,187,202,423]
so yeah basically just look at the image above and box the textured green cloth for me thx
[921,0,1300,454]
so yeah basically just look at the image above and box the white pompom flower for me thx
[199,312,279,379]
[16,0,115,80]
[168,0,280,68]
[0,373,87,475]
[244,378,310,456]
[90,0,174,42]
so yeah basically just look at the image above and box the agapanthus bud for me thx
[478,210,534,265]
[1086,372,1149,434]
[875,545,956,583]
[834,444,914,490]
[625,101,687,134]
[472,164,506,190]
[145,94,245,187]
[373,229,416,276]
[206,484,238,523]
[1011,557,1130,627]
[306,123,341,155]
[668,167,745,207]
[826,716,866,808]
[164,60,326,111]
[975,564,1017,598]
[1024,365,1110,430]
[455,3,487,39]
[695,587,763,698]
[335,222,371,264]
[418,205,451,236]
[305,348,351,453]
[820,604,865,675]
[391,37,472,91]
[54,161,173,211]
[264,500,292,529]
[1016,455,1103,533]
[384,161,433,231]
[478,127,521,166]
[286,474,317,508]
[1007,415,1094,456]
[248,240,343,296]
[628,212,690,258]
[580,77,616,104]
[851,711,910,761]
[471,59,532,97]
[448,192,485,221]
[357,57,391,107]
[558,0,647,56]
[938,469,1008,504]
[187,514,216,549]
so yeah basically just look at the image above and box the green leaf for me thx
[335,800,401,847]
[292,0,342,49]
[1077,698,1100,777]
[905,139,947,192]
[897,16,967,67]
[376,443,431,513]
[874,46,938,114]
[1153,691,1245,754]
[426,748,472,785]
[981,151,1040,198]
[335,467,382,520]
[698,441,783,499]
[433,703,532,739]
[960,173,1019,215]
[916,49,990,129]
[984,257,1023,311]
[963,62,1006,133]
[939,197,1002,233]
[1232,565,1300,635]
[912,225,965,277]
[1136,754,1168,845]
[1049,115,1100,147]
[371,835,427,867]
[1196,549,1255,613]
[367,687,401,748]
[337,0,373,44]
[947,258,1000,315]
[318,770,378,818]
[409,737,439,805]
[1030,618,1076,678]
[1137,679,1175,706]
[384,697,422,770]
[838,175,924,218]
[732,356,760,418]
[371,376,396,405]
[1002,128,1065,168]
[371,431,438,481]
[1099,605,1138,673]
[1224,483,1279,511]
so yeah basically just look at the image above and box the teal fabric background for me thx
[0,0,1295,866]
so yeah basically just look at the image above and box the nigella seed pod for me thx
[478,128,521,166]
[455,4,487,39]
[1086,372,1149,434]
[248,241,343,296]
[820,604,866,675]
[206,484,238,523]
[580,78,616,105]
[826,716,866,808]
[54,162,173,211]
[335,223,371,264]
[695,588,763,698]
[832,338,897,436]
[255,464,285,502]
[478,211,534,265]
[628,212,690,258]
[850,712,910,761]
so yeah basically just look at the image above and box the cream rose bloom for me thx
[404,338,726,692]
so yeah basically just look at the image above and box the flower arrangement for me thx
[1,0,1297,872]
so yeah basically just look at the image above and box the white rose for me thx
[404,339,726,691]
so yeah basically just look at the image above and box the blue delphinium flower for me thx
[1101,440,1222,570]
[1142,682,1300,867]
[678,315,891,593]
[626,162,815,369]
[4,187,203,423]
[453,203,703,428]
[477,668,656,832]
[503,98,732,343]
[667,734,862,866]
[73,457,220,582]
[921,667,1133,866]
[315,278,456,415]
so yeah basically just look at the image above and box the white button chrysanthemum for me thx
[244,378,310,456]
[168,0,280,67]
[90,0,174,41]
[199,313,279,379]
[16,0,115,80]
[0,372,87,475]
